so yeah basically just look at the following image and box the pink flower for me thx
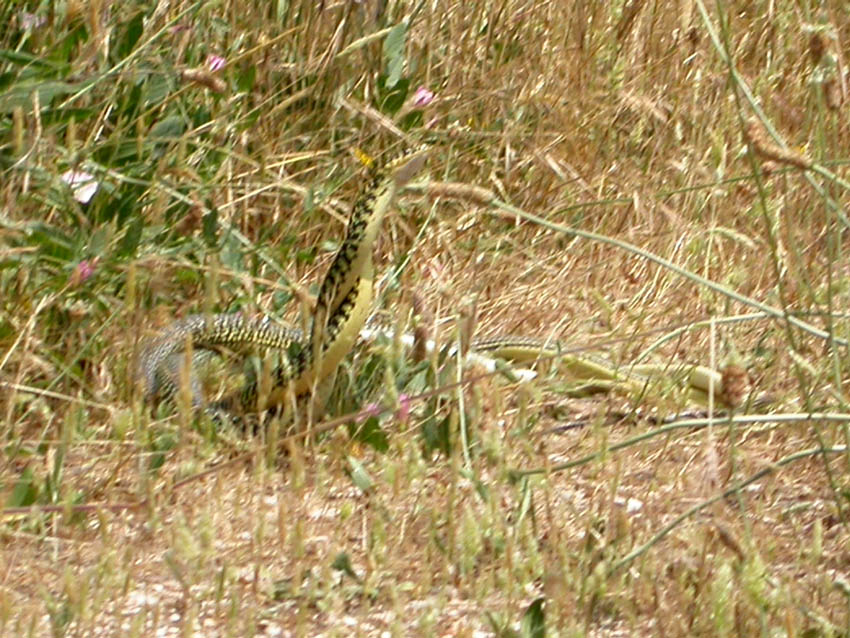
[60,170,98,204]
[206,54,226,73]
[411,86,435,108]
[396,393,411,424]
[70,259,97,286]
[357,402,381,423]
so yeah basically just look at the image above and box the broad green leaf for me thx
[376,75,410,115]
[331,552,361,582]
[149,114,186,141]
[347,456,374,493]
[0,80,76,113]
[382,22,407,89]
[348,415,389,452]
[119,216,144,258]
[520,598,545,638]
[8,467,39,507]
[115,12,145,61]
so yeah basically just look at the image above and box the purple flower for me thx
[411,86,435,108]
[70,259,97,286]
[206,54,226,73]
[357,402,381,423]
[60,170,98,204]
[396,393,411,424]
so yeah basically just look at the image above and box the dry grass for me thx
[2,0,850,636]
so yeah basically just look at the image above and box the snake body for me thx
[139,146,751,418]
[139,147,429,415]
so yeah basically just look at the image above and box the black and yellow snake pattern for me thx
[139,145,755,420]
[139,146,429,415]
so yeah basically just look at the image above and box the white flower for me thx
[60,170,98,204]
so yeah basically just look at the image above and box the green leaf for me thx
[118,81,144,121]
[236,65,256,93]
[148,431,177,474]
[331,552,362,582]
[43,106,96,127]
[0,80,76,114]
[484,611,520,638]
[144,73,172,108]
[0,318,14,340]
[303,186,315,213]
[149,114,186,141]
[382,22,407,89]
[110,185,147,226]
[0,49,66,71]
[8,467,39,507]
[115,12,145,61]
[376,75,410,115]
[348,416,389,452]
[399,109,423,131]
[27,223,76,261]
[119,216,144,258]
[88,226,110,256]
[52,23,89,65]
[421,411,451,456]
[175,267,203,285]
[520,597,545,638]
[347,456,374,493]
[220,234,244,270]
[295,247,316,265]
[202,206,219,247]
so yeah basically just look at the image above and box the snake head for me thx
[389,145,429,187]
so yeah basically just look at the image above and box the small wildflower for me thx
[60,170,98,204]
[19,12,46,29]
[353,147,374,168]
[206,54,226,73]
[396,393,411,424]
[626,498,643,514]
[357,402,381,423]
[70,259,97,286]
[411,86,435,108]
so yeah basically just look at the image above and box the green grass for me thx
[2,0,850,635]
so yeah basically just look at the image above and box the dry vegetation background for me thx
[2,0,850,636]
